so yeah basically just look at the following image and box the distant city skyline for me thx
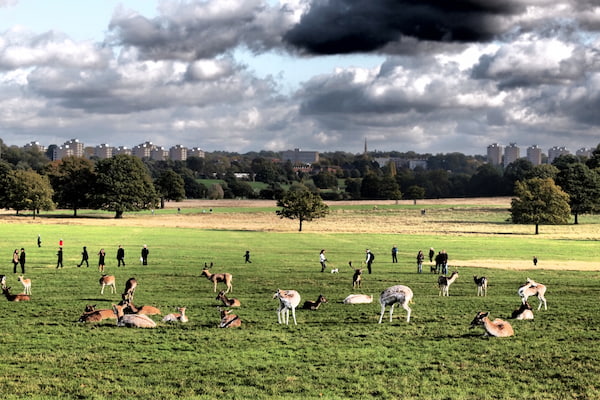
[0,1,599,155]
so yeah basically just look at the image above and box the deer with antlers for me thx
[201,266,233,293]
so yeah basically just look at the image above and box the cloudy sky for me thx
[0,0,599,156]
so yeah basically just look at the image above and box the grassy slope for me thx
[0,205,599,399]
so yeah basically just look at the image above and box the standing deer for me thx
[302,294,328,310]
[18,276,31,295]
[201,267,233,293]
[470,311,514,337]
[350,261,363,289]
[122,277,137,303]
[273,289,301,325]
[518,278,547,310]
[378,285,413,323]
[438,271,459,296]
[473,276,487,296]
[99,275,116,295]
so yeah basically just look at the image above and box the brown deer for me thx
[120,299,161,315]
[162,307,188,323]
[518,278,547,310]
[216,290,241,307]
[113,304,157,328]
[2,287,31,302]
[219,308,241,328]
[470,311,514,337]
[99,275,116,295]
[201,267,233,293]
[122,277,137,302]
[511,302,534,320]
[78,304,116,322]
[302,294,328,310]
[17,276,31,295]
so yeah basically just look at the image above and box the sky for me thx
[0,0,599,156]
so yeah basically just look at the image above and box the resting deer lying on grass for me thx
[342,294,373,304]
[273,289,301,325]
[120,299,161,315]
[302,294,328,310]
[518,278,547,310]
[473,276,487,296]
[78,304,116,322]
[162,307,188,323]
[2,287,30,302]
[378,285,413,323]
[216,290,241,307]
[18,276,31,295]
[201,267,233,293]
[470,311,514,337]
[113,304,157,328]
[511,302,534,320]
[99,275,116,295]
[438,271,459,296]
[219,308,241,328]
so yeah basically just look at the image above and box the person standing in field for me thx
[391,246,398,263]
[441,250,449,275]
[416,250,424,273]
[320,249,327,272]
[141,245,149,265]
[365,249,374,274]
[244,250,252,264]
[117,245,126,267]
[429,247,435,263]
[56,247,64,269]
[78,246,89,267]
[12,249,19,273]
[533,256,538,266]
[37,234,42,248]
[19,248,26,274]
[98,249,106,272]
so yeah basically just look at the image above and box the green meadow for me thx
[0,204,599,399]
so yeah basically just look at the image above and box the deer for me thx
[113,304,157,328]
[518,278,547,310]
[438,271,459,296]
[511,302,534,320]
[216,290,241,307]
[219,308,241,328]
[78,304,116,322]
[302,294,328,310]
[343,294,373,304]
[162,307,188,323]
[201,267,233,293]
[17,275,31,295]
[2,287,31,302]
[99,275,116,295]
[122,277,137,303]
[348,261,363,289]
[473,276,487,296]
[273,289,301,325]
[378,285,413,323]
[120,299,161,315]
[470,311,514,337]
[0,275,6,289]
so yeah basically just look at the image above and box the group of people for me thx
[318,248,376,274]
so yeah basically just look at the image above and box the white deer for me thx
[162,307,188,323]
[273,289,301,325]
[18,276,31,295]
[518,278,547,310]
[438,271,459,296]
[378,285,413,323]
[470,311,514,337]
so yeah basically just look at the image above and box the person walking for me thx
[244,250,252,264]
[416,250,424,274]
[12,249,19,273]
[429,247,435,263]
[19,248,26,274]
[56,247,64,269]
[391,246,398,263]
[365,249,375,274]
[37,234,42,248]
[98,249,106,272]
[141,245,149,266]
[78,246,89,267]
[117,245,126,267]
[320,249,327,272]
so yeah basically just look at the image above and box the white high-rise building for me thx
[503,143,520,168]
[487,143,503,166]
[526,145,542,166]
[547,146,570,164]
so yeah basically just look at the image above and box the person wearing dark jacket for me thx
[141,244,149,265]
[365,249,374,274]
[56,247,63,269]
[78,246,89,267]
[19,248,26,274]
[117,245,126,267]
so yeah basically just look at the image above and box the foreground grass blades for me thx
[0,202,598,399]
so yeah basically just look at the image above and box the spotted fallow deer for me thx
[470,311,514,337]
[273,289,301,325]
[378,285,413,323]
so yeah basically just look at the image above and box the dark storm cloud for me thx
[283,0,524,55]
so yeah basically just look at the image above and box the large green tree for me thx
[154,170,185,208]
[93,155,158,218]
[6,169,55,218]
[276,189,329,232]
[46,156,95,216]
[510,178,571,234]
[554,161,600,224]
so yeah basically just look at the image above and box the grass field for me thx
[0,199,599,399]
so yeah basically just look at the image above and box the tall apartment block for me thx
[94,144,113,159]
[487,143,503,166]
[503,143,520,168]
[169,144,188,161]
[526,145,542,166]
[281,148,320,164]
[547,146,570,164]
[576,147,593,158]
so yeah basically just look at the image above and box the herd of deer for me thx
[1,262,548,336]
